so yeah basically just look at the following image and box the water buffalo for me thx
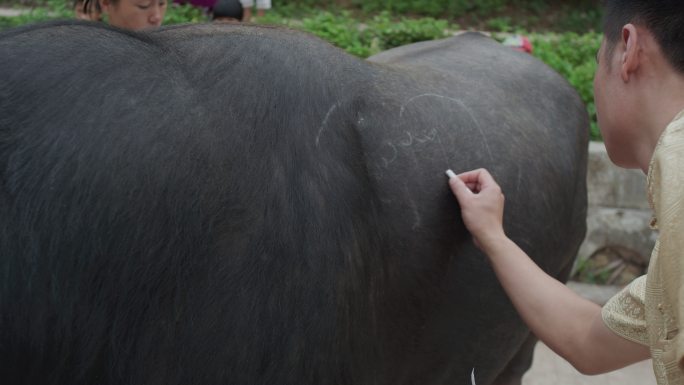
[0,21,588,385]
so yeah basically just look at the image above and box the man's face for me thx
[593,37,637,168]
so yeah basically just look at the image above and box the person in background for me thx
[212,0,242,22]
[239,0,268,22]
[446,1,684,383]
[82,0,166,30]
[74,0,102,21]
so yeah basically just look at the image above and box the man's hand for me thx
[446,168,506,252]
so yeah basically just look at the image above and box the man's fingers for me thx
[470,168,498,190]
[447,168,499,193]
[455,168,500,192]
[446,169,483,194]
[454,169,482,185]
[446,169,473,198]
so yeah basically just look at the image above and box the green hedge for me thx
[0,0,71,28]
[256,10,452,58]
[272,0,602,33]
[528,32,602,139]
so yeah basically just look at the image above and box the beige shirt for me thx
[602,109,684,384]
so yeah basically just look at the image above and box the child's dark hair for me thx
[212,0,243,21]
[80,0,102,15]
[603,0,684,73]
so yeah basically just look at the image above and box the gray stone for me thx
[577,142,657,270]
[578,206,657,262]
[587,141,649,210]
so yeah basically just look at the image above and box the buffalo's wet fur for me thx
[0,21,588,385]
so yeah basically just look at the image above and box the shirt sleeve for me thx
[601,275,650,346]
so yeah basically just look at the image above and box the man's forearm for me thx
[481,235,649,374]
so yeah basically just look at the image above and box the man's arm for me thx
[447,168,650,375]
[482,235,649,374]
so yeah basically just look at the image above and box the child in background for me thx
[212,0,243,22]
[239,0,269,22]
[81,0,166,30]
[74,0,101,21]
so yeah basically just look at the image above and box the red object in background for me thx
[502,35,533,54]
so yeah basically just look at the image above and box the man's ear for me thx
[620,24,641,82]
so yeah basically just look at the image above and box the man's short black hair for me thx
[603,0,684,73]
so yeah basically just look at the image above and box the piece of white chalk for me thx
[445,169,457,179]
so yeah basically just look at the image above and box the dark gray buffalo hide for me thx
[0,21,588,385]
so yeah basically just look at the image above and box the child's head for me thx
[212,0,243,22]
[74,0,102,21]
[602,0,684,74]
[83,0,166,30]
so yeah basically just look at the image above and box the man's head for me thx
[602,0,684,73]
[595,0,684,170]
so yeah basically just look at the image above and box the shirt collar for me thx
[646,108,684,222]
